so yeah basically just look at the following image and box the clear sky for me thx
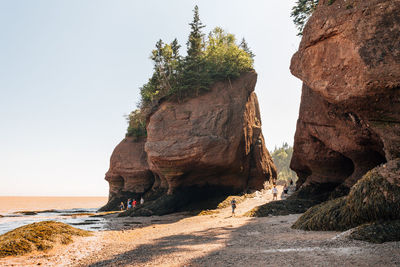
[0,0,302,196]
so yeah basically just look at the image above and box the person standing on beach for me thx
[272,185,278,200]
[140,197,144,205]
[132,199,137,207]
[127,198,132,210]
[231,198,237,216]
[119,202,125,211]
[283,183,288,195]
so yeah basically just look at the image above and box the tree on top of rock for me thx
[127,5,255,137]
[186,5,206,60]
[291,0,319,35]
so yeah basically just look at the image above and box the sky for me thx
[0,0,302,196]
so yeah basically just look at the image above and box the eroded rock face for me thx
[290,0,400,196]
[99,137,154,211]
[101,72,277,212]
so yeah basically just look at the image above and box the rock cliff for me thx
[101,72,277,214]
[290,0,400,198]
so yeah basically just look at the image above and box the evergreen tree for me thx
[127,6,256,137]
[291,0,319,35]
[239,38,255,59]
[186,5,206,60]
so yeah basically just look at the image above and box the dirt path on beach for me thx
[1,187,400,266]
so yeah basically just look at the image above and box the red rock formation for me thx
[99,137,154,211]
[290,0,400,197]
[101,72,277,212]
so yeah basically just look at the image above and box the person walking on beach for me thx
[231,198,237,216]
[272,185,278,200]
[119,202,125,211]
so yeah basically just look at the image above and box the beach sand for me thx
[1,188,399,266]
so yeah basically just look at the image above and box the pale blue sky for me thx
[0,0,302,196]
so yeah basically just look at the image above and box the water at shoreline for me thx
[0,196,108,235]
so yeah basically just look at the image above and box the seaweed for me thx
[244,199,319,217]
[0,221,91,257]
[350,220,400,243]
[292,160,400,236]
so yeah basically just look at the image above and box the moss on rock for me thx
[0,221,91,257]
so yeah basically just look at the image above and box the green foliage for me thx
[271,143,298,183]
[291,0,319,35]
[205,28,254,80]
[126,109,147,138]
[128,6,255,136]
[187,5,206,60]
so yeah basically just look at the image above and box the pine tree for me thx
[239,38,255,58]
[187,5,206,60]
[291,0,319,35]
[171,38,181,61]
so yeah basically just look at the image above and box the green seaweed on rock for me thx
[292,160,400,238]
[244,199,319,217]
[0,221,91,258]
[350,220,400,243]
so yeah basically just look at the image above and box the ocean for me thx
[0,196,108,235]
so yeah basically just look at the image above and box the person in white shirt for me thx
[272,185,278,200]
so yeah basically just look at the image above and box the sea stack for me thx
[101,71,277,214]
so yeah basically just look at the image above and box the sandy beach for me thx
[1,188,399,267]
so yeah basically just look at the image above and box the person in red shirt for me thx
[132,199,137,207]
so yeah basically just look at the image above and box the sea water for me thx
[0,196,108,235]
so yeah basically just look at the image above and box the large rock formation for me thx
[290,0,400,197]
[101,72,277,214]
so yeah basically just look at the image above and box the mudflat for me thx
[1,189,399,266]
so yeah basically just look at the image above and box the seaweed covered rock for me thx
[350,220,400,244]
[244,199,319,217]
[292,160,400,237]
[103,72,277,214]
[290,0,400,196]
[0,221,91,257]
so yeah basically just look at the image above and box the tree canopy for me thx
[271,143,298,183]
[127,5,255,138]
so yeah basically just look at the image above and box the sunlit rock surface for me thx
[101,72,277,213]
[290,0,400,197]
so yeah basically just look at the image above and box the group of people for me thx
[272,179,294,200]
[231,179,295,215]
[119,197,144,211]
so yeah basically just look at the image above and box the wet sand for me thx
[1,189,399,266]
